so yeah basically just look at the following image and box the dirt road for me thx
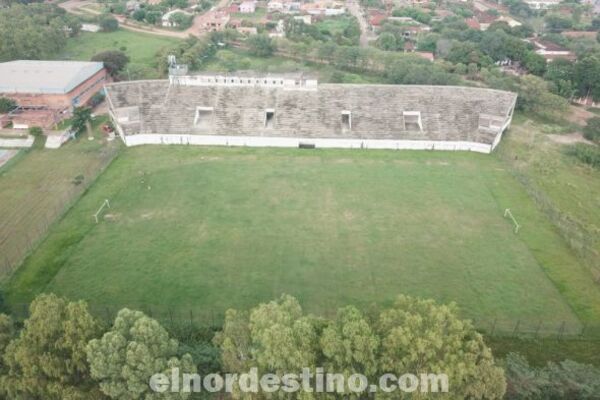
[346,0,375,47]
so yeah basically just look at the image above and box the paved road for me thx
[346,0,375,47]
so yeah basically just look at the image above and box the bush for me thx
[583,117,600,143]
[246,34,275,57]
[28,126,43,137]
[504,352,600,399]
[565,144,600,169]
[91,50,129,76]
[0,97,16,114]
[99,15,119,32]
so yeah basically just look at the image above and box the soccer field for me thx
[7,146,595,332]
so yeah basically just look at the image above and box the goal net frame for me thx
[93,199,111,223]
[504,208,520,234]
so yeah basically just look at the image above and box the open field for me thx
[58,29,180,78]
[7,139,600,334]
[0,117,121,279]
[203,48,383,83]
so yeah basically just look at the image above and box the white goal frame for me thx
[93,199,111,223]
[504,208,520,234]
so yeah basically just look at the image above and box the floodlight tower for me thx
[167,54,188,85]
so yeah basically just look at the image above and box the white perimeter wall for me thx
[123,134,493,154]
[0,136,34,148]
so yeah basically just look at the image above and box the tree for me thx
[247,34,275,57]
[522,51,546,76]
[28,126,43,137]
[0,294,105,400]
[0,4,71,61]
[91,50,130,77]
[71,106,93,136]
[377,32,398,51]
[517,75,569,119]
[0,314,13,376]
[544,13,573,32]
[320,306,379,395]
[0,97,16,113]
[132,8,146,21]
[169,12,193,30]
[377,295,506,399]
[214,295,320,398]
[86,308,196,399]
[583,117,600,143]
[216,295,505,398]
[99,15,119,32]
[504,353,600,399]
[574,55,600,101]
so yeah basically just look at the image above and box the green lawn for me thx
[57,29,180,78]
[8,145,596,335]
[203,48,383,84]
[0,116,121,280]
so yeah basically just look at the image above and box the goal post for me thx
[504,208,520,234]
[93,199,111,224]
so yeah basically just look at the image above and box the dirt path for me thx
[346,0,375,47]
[59,0,202,38]
[546,133,595,145]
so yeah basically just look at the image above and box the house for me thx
[268,0,301,13]
[497,15,522,28]
[473,11,498,30]
[293,14,312,24]
[300,1,346,16]
[161,9,193,27]
[198,10,231,31]
[81,23,101,32]
[269,19,286,37]
[465,17,481,30]
[0,60,109,129]
[528,39,576,62]
[239,1,256,13]
[523,0,561,9]
[237,26,258,35]
[228,3,240,12]
[369,10,388,28]
[268,0,284,12]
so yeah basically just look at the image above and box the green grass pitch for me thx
[7,146,593,332]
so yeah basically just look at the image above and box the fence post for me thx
[513,320,520,336]
[189,309,194,329]
[558,321,566,340]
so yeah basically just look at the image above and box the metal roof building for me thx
[0,60,105,94]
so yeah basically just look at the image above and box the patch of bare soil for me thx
[546,133,595,145]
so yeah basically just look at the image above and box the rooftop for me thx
[0,61,104,95]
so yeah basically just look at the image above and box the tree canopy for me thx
[86,308,196,399]
[215,294,506,399]
[0,294,105,400]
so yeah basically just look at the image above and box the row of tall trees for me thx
[1,293,600,399]
[215,294,506,399]
[0,3,81,62]
[0,293,508,399]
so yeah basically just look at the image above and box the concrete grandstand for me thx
[105,74,518,153]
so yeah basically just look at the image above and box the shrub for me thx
[583,117,600,143]
[99,15,119,32]
[28,126,43,137]
[565,144,600,169]
[91,50,129,76]
[0,97,16,114]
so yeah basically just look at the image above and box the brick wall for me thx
[2,68,110,110]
